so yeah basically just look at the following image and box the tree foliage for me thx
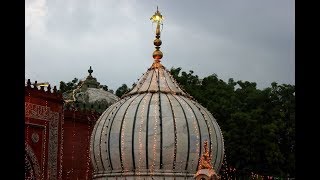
[99,85,109,91]
[170,67,295,177]
[59,78,114,94]
[59,78,78,93]
[115,84,130,97]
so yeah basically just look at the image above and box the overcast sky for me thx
[25,0,294,91]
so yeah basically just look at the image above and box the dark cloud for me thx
[26,0,294,90]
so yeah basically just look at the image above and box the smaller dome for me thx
[63,66,119,112]
[75,88,119,105]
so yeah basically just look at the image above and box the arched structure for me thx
[25,143,41,180]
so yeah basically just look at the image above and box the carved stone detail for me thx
[25,102,60,180]
[31,133,39,143]
[25,143,41,180]
[48,111,59,180]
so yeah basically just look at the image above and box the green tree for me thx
[115,84,130,97]
[60,78,113,94]
[170,67,295,178]
[99,85,109,91]
[59,78,78,93]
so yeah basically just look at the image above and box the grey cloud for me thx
[26,0,294,90]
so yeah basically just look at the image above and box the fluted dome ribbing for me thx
[90,64,224,179]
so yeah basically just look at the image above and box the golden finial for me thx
[150,6,164,69]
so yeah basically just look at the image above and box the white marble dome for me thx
[90,62,224,179]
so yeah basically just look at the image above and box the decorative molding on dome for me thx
[123,65,194,100]
[93,171,195,179]
[198,141,213,170]
[150,60,163,69]
[194,141,220,179]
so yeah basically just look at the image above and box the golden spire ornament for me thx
[150,6,164,69]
